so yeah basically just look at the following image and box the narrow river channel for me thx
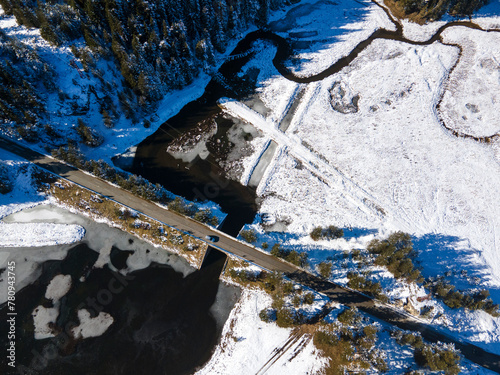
[3,2,499,374]
[125,0,500,242]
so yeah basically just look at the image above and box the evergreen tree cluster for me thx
[367,232,422,282]
[424,278,500,316]
[310,225,344,241]
[0,28,55,126]
[392,330,461,374]
[414,344,460,375]
[270,243,309,268]
[0,162,13,194]
[0,0,286,108]
[317,261,333,279]
[346,271,388,302]
[258,272,311,328]
[314,310,388,374]
[240,228,258,243]
[395,0,490,19]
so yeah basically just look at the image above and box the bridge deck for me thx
[1,135,499,373]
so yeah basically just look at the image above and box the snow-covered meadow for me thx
[196,288,328,375]
[215,0,500,362]
[2,0,500,372]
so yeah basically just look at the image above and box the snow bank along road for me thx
[1,135,499,372]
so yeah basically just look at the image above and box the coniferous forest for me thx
[0,0,491,132]
[0,0,287,128]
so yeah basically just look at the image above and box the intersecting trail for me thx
[219,98,388,218]
[1,135,499,372]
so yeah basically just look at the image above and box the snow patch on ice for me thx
[71,309,114,339]
[0,222,85,247]
[32,306,59,340]
[31,274,72,340]
[45,274,72,302]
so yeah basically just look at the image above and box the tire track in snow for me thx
[219,98,390,219]
[255,331,309,375]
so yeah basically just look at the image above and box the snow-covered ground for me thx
[198,287,496,374]
[440,26,500,139]
[471,0,500,29]
[269,0,397,77]
[196,288,327,375]
[0,150,48,218]
[215,0,500,362]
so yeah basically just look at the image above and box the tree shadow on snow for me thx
[269,0,371,69]
[342,227,378,240]
[259,226,378,269]
[413,233,500,300]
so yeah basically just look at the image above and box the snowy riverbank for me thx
[215,0,500,362]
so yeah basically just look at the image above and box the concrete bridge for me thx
[1,135,499,373]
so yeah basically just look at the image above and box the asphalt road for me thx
[0,136,298,274]
[1,135,499,373]
[289,270,500,372]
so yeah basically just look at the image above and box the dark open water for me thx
[0,239,238,375]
